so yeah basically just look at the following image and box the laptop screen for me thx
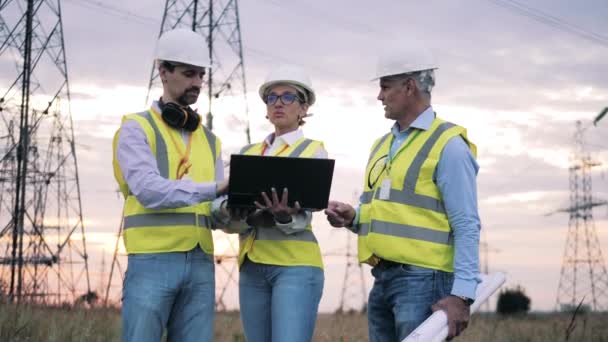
[227,154,335,210]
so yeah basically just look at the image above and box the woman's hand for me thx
[255,187,301,223]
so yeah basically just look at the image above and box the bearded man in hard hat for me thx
[219,64,327,342]
[325,47,480,341]
[112,28,228,342]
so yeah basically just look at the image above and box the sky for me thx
[1,0,608,312]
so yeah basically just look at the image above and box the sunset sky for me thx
[1,0,607,312]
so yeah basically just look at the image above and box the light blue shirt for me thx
[354,106,481,299]
[116,101,225,225]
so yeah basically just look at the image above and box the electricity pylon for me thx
[336,191,368,313]
[552,120,608,311]
[0,0,92,304]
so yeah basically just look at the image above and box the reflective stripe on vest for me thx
[359,220,453,245]
[358,118,474,271]
[288,139,314,157]
[237,137,324,269]
[139,110,218,177]
[119,108,218,254]
[256,228,317,243]
[359,122,455,214]
[141,111,169,178]
[202,125,217,162]
[239,143,254,154]
[368,133,391,163]
[240,138,315,157]
[123,213,212,229]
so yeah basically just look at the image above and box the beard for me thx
[176,87,200,106]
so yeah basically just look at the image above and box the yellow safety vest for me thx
[358,117,476,272]
[237,137,325,269]
[112,107,221,255]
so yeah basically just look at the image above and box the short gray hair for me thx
[381,69,436,94]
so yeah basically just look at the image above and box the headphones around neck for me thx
[159,98,201,132]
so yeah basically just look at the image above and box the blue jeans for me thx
[368,263,454,342]
[239,259,324,342]
[121,247,215,342]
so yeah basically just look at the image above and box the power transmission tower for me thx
[97,249,106,296]
[145,0,251,142]
[336,191,367,313]
[553,120,608,311]
[0,0,92,304]
[479,228,500,312]
[103,215,125,306]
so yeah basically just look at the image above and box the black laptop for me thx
[227,154,335,210]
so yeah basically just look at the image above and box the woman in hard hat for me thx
[226,64,326,342]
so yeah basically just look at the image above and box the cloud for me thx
[3,0,608,311]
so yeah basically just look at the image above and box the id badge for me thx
[378,179,391,200]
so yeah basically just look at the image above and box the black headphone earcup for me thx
[182,108,201,132]
[161,103,187,128]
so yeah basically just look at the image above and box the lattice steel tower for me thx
[0,0,92,304]
[145,0,251,140]
[336,191,368,313]
[555,120,608,311]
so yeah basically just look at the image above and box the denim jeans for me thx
[121,247,215,342]
[239,259,324,342]
[368,263,454,342]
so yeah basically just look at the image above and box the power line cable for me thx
[64,0,158,26]
[487,0,608,48]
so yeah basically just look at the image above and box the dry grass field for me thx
[0,304,607,341]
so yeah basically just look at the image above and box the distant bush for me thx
[496,286,531,315]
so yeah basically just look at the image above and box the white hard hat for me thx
[155,28,211,68]
[259,64,316,105]
[372,46,438,81]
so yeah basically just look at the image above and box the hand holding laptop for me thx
[227,155,335,210]
[255,187,301,224]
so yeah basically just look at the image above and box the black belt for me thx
[375,258,402,269]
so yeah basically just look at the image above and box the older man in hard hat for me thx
[112,28,228,342]
[325,47,480,341]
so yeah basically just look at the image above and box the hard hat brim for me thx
[370,67,438,82]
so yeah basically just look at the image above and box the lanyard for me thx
[386,129,420,175]
[261,142,289,156]
[153,110,194,179]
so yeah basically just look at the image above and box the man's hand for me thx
[219,201,254,221]
[431,295,471,340]
[324,201,356,227]
[216,180,229,196]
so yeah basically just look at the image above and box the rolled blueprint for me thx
[403,272,506,342]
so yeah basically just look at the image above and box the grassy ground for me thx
[1,304,607,341]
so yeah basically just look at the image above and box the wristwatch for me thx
[454,295,474,306]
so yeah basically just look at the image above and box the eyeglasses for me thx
[265,93,303,106]
[367,154,388,189]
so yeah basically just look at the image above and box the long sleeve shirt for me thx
[220,128,327,234]
[116,101,225,226]
[352,106,481,299]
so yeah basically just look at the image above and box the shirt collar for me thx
[391,106,435,135]
[263,128,304,146]
[151,100,161,114]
